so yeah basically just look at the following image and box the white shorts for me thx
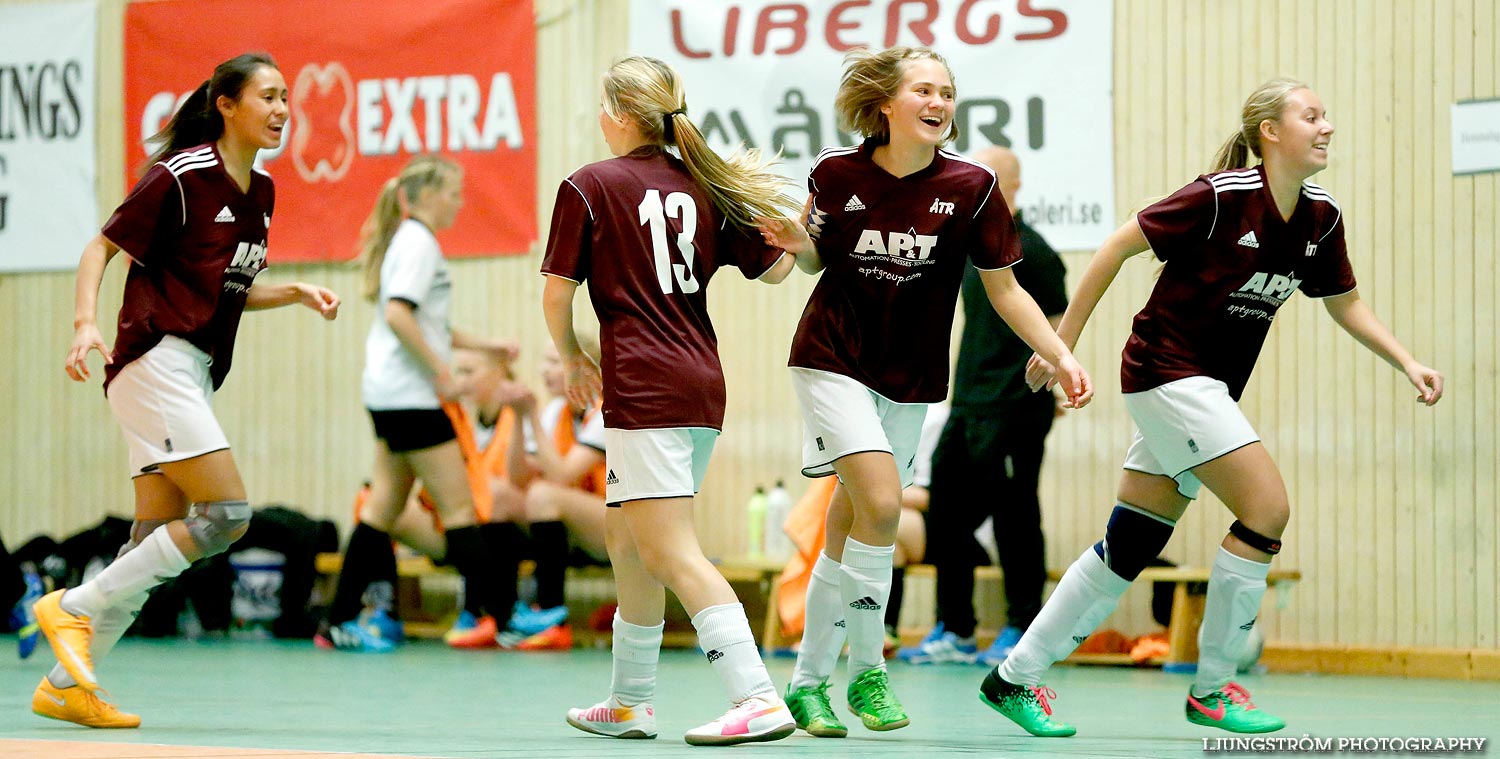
[106,336,230,478]
[1121,376,1259,499]
[603,427,719,506]
[790,367,928,488]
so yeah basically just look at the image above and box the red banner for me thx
[124,0,537,263]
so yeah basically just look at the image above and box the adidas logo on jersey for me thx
[605,469,619,485]
[1239,617,1258,631]
[215,206,236,223]
[844,194,866,212]
[1237,230,1260,248]
[848,596,882,611]
[834,619,846,628]
[1072,635,1088,644]
[706,648,723,662]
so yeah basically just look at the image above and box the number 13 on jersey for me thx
[638,189,700,295]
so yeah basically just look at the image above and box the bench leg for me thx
[1165,582,1207,667]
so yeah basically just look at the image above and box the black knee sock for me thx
[448,524,520,628]
[885,566,906,633]
[329,523,396,626]
[530,520,569,610]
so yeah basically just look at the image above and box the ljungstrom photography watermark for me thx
[1203,736,1488,754]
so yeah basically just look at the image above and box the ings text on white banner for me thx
[0,0,98,273]
[629,0,1114,250]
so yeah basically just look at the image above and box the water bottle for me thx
[746,485,766,558]
[764,479,794,562]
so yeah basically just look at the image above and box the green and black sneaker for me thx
[784,679,847,738]
[846,667,909,731]
[978,668,1076,737]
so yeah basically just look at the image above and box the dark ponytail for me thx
[143,52,278,172]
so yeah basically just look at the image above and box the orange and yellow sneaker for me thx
[446,613,500,649]
[516,623,573,651]
[34,590,99,690]
[32,678,140,729]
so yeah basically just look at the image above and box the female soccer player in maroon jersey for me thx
[542,55,804,746]
[761,46,1091,738]
[36,53,341,727]
[984,78,1443,737]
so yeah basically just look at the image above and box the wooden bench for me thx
[313,552,613,640]
[901,564,1300,667]
[313,552,785,647]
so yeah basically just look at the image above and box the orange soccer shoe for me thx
[32,678,140,729]
[34,590,99,690]
[516,623,574,651]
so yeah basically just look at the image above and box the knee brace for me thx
[183,500,252,557]
[1092,503,1177,581]
[1229,520,1282,555]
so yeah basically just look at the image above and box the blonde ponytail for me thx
[354,155,459,302]
[603,56,798,228]
[1211,78,1309,172]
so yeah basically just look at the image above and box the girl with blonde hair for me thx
[319,154,521,651]
[760,46,1091,738]
[543,55,803,745]
[985,78,1442,737]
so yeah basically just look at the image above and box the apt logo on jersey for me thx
[854,228,939,261]
[1236,271,1301,302]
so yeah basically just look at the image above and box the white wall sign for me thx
[0,0,99,273]
[630,0,1115,250]
[1452,99,1500,176]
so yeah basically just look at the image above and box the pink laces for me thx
[1031,686,1059,715]
[1222,682,1256,709]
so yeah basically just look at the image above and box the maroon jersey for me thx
[101,144,272,390]
[1127,166,1356,399]
[788,142,1021,403]
[541,146,783,430]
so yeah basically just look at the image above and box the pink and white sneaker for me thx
[565,695,657,739]
[683,694,796,746]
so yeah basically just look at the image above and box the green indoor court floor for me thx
[2,637,1496,758]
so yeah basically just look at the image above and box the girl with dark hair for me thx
[34,52,341,728]
[982,78,1442,737]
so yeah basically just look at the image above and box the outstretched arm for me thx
[1323,291,1443,405]
[66,234,122,381]
[979,267,1093,409]
[246,281,340,319]
[1024,218,1150,391]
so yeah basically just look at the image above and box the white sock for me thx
[610,613,663,706]
[1193,547,1271,697]
[1000,547,1131,687]
[48,589,151,690]
[838,537,894,679]
[60,527,190,618]
[692,603,776,704]
[790,552,847,691]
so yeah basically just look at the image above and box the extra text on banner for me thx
[123,0,537,264]
[630,0,1115,250]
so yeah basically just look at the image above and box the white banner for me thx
[1451,99,1500,176]
[0,0,98,272]
[629,0,1114,250]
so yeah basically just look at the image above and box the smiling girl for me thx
[984,78,1443,738]
[761,46,1092,738]
[36,52,341,728]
